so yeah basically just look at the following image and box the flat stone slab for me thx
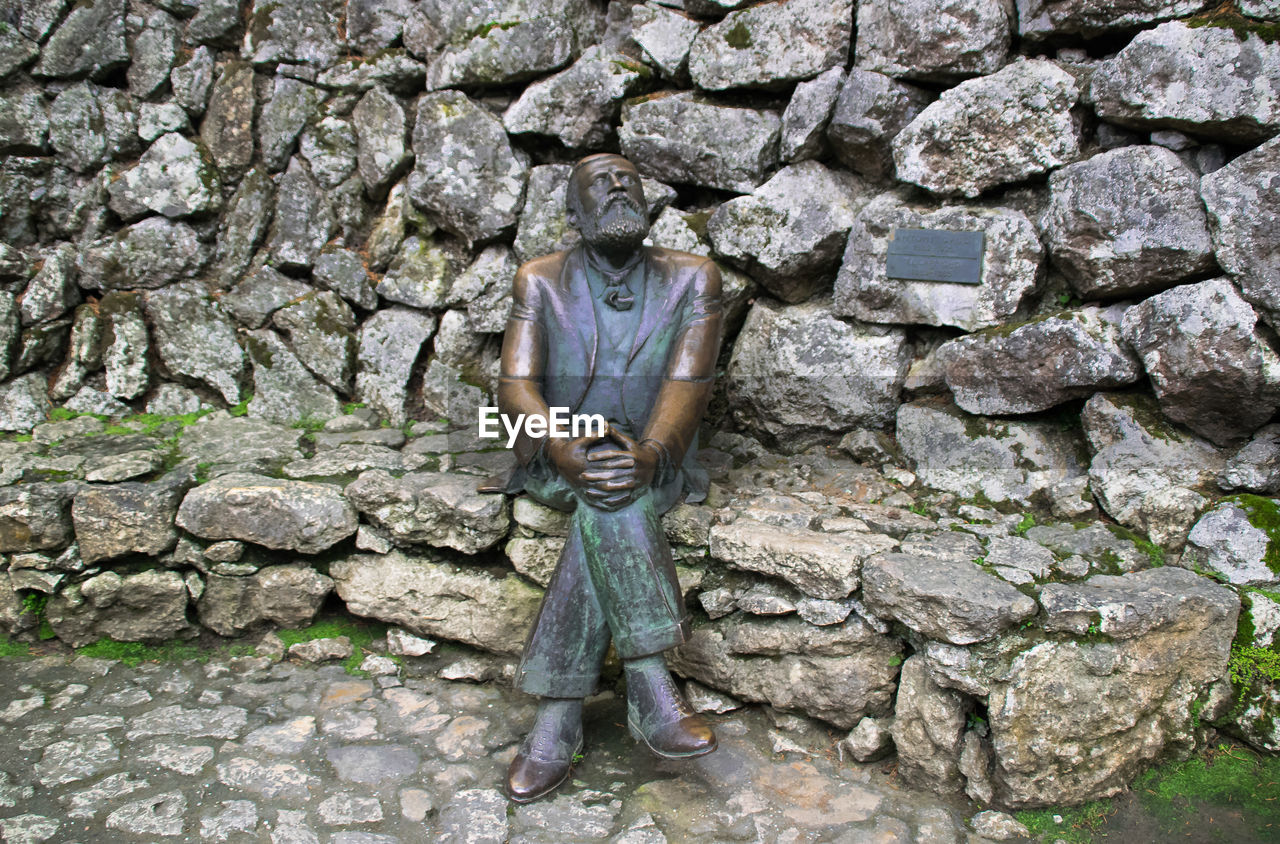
[1039,566,1238,638]
[176,474,358,554]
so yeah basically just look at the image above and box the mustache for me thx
[600,193,644,216]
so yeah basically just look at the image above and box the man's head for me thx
[566,153,649,253]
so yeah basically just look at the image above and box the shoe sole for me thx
[506,737,584,804]
[627,715,718,760]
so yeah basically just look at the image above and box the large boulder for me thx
[826,68,931,181]
[200,61,256,179]
[46,570,193,647]
[81,219,210,291]
[0,482,79,553]
[893,58,1080,198]
[726,297,911,448]
[331,550,543,655]
[780,66,844,163]
[1182,496,1280,588]
[834,193,1043,331]
[687,0,851,91]
[47,82,140,173]
[352,87,411,197]
[986,568,1237,806]
[354,307,437,427]
[630,3,700,78]
[937,305,1142,415]
[266,157,335,271]
[176,474,358,554]
[1120,278,1280,446]
[243,0,346,69]
[32,0,127,80]
[244,329,343,425]
[855,0,1011,82]
[503,47,648,150]
[863,552,1038,645]
[178,415,305,477]
[197,565,334,636]
[897,398,1090,507]
[891,655,969,793]
[1091,21,1280,143]
[107,133,222,220]
[670,614,904,729]
[409,91,529,244]
[71,477,188,564]
[1082,392,1226,546]
[1201,135,1280,333]
[421,0,600,90]
[144,282,245,404]
[344,470,511,555]
[709,517,898,600]
[619,92,781,193]
[1043,145,1215,299]
[707,162,871,304]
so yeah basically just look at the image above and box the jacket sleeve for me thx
[640,259,724,474]
[497,264,554,471]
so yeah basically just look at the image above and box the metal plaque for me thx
[885,228,985,285]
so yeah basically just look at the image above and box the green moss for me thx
[467,19,521,39]
[0,638,32,659]
[1016,800,1115,843]
[1106,392,1184,444]
[1221,494,1280,574]
[276,616,388,677]
[76,638,205,667]
[724,20,752,49]
[1014,513,1036,536]
[229,396,251,417]
[1103,523,1166,567]
[1135,742,1280,837]
[611,59,652,79]
[11,434,33,442]
[1186,4,1280,44]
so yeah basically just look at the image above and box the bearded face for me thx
[578,192,649,252]
[567,156,651,253]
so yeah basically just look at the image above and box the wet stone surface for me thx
[0,645,985,843]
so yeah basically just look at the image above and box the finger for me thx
[581,469,631,482]
[608,429,639,452]
[591,477,637,493]
[584,455,634,468]
[586,449,632,463]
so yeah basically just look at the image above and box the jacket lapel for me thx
[628,250,672,367]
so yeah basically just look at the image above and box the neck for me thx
[583,241,642,274]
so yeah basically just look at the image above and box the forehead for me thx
[572,156,640,184]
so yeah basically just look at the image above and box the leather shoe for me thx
[626,665,717,759]
[506,705,583,803]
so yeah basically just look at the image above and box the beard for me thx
[579,195,649,252]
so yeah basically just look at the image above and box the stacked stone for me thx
[0,0,1278,810]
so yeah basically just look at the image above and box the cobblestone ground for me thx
[0,643,999,844]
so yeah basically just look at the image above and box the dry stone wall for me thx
[1,0,1279,810]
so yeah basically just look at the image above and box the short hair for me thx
[565,153,638,218]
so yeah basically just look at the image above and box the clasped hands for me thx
[546,424,662,511]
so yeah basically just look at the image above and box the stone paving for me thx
[0,635,1006,844]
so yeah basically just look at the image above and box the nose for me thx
[607,172,627,190]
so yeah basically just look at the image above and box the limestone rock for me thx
[0,85,48,154]
[897,398,1090,507]
[1091,22,1280,143]
[258,77,324,172]
[987,584,1237,806]
[19,243,79,327]
[331,551,542,655]
[834,193,1043,330]
[1220,424,1280,495]
[631,3,700,78]
[840,716,894,762]
[170,46,215,116]
[177,473,357,554]
[620,92,781,193]
[345,470,511,554]
[107,133,222,220]
[212,168,275,288]
[145,282,244,404]
[222,266,311,330]
[267,157,335,271]
[726,297,911,448]
[461,246,519,333]
[355,307,436,427]
[201,61,256,179]
[1044,145,1215,299]
[937,305,1141,415]
[272,291,357,394]
[863,552,1038,644]
[0,24,38,80]
[137,103,190,142]
[0,482,78,552]
[377,235,469,310]
[0,293,18,381]
[422,0,599,89]
[891,655,967,792]
[243,330,340,426]
[512,164,579,264]
[1121,278,1280,446]
[178,414,305,476]
[198,565,334,636]
[72,477,187,563]
[352,87,411,197]
[47,570,192,647]
[243,0,345,69]
[893,59,1080,198]
[780,66,844,162]
[1183,498,1279,587]
[688,0,851,91]
[186,0,241,46]
[409,91,529,244]
[504,47,647,150]
[1201,135,1280,332]
[856,0,1011,82]
[298,116,357,190]
[1041,566,1246,637]
[33,0,127,80]
[707,162,870,303]
[314,246,379,311]
[315,49,429,95]
[347,0,413,54]
[670,614,903,728]
[82,218,209,291]
[0,371,51,432]
[1082,392,1226,543]
[1017,0,1202,40]
[710,517,898,600]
